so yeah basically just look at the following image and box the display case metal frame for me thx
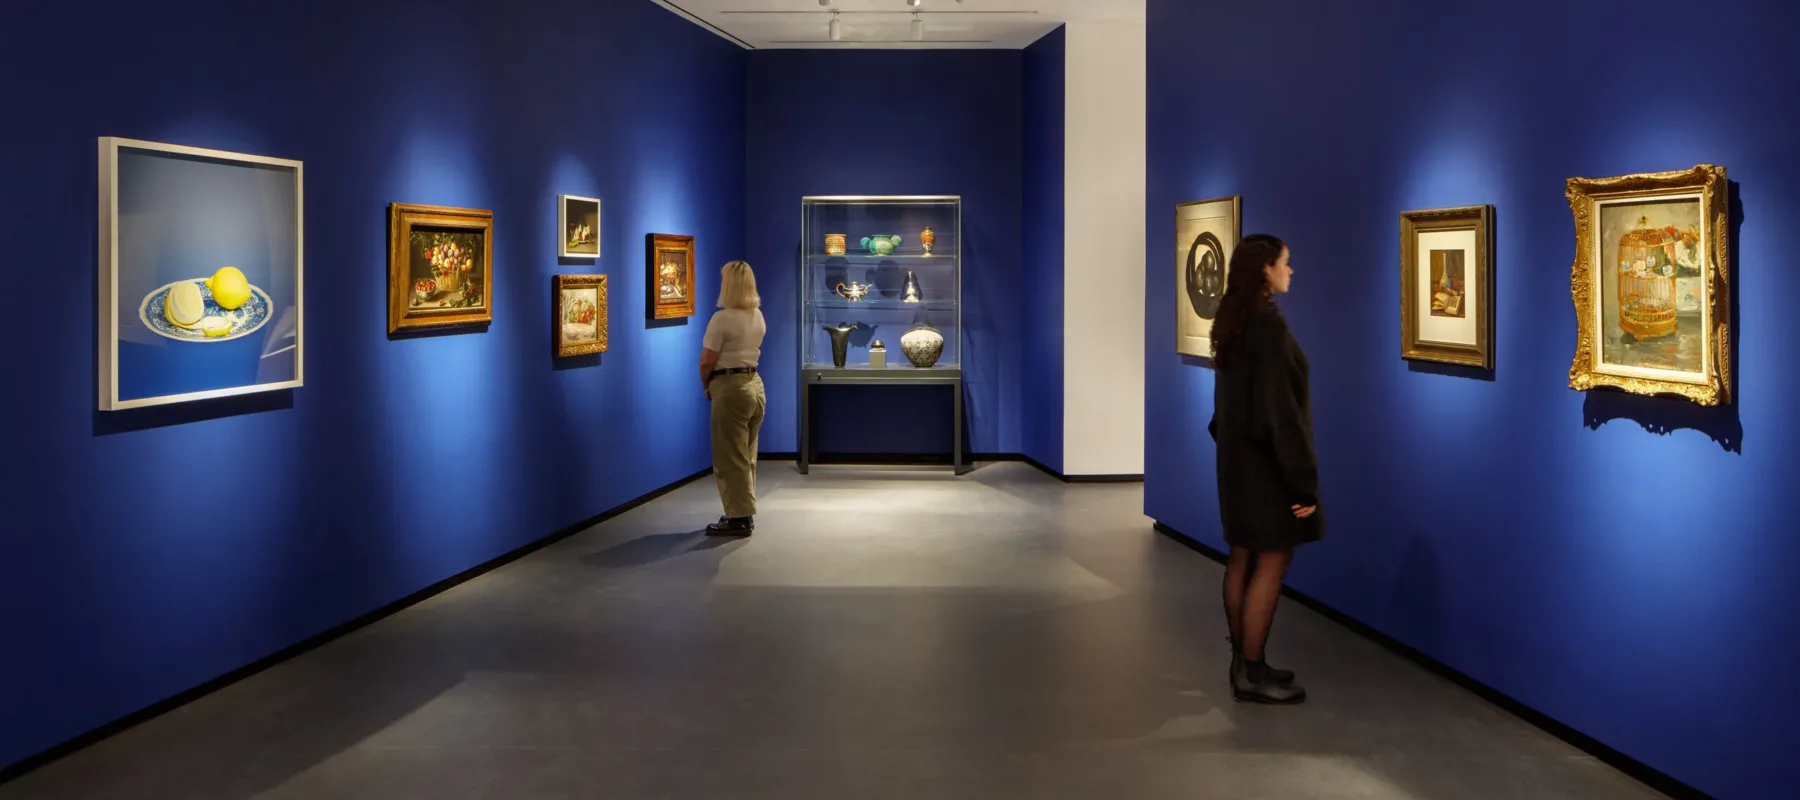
[797,194,966,475]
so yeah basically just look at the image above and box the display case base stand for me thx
[797,367,966,476]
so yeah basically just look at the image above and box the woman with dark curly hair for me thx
[1206,233,1322,705]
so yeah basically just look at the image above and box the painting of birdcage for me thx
[1566,164,1730,406]
[553,274,607,357]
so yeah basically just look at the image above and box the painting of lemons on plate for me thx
[99,138,302,411]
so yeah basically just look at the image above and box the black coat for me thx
[1207,306,1325,551]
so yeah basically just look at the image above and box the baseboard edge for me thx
[1151,521,1715,800]
[0,466,715,786]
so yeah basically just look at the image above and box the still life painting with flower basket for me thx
[1566,164,1730,405]
[388,203,494,333]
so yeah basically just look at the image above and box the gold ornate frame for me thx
[1566,165,1730,406]
[388,203,494,333]
[552,274,608,358]
[1400,204,1493,369]
[647,233,696,320]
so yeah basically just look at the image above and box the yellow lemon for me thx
[201,317,232,338]
[206,266,252,310]
[164,281,206,329]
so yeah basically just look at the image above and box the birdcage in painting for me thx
[1615,217,1694,340]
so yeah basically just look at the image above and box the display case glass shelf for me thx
[800,195,961,372]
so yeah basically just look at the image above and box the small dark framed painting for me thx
[1400,204,1493,369]
[647,233,695,320]
[388,203,493,333]
[559,194,599,259]
[553,274,607,358]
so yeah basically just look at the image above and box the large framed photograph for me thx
[98,137,303,411]
[553,274,608,357]
[647,233,695,320]
[1174,196,1240,359]
[388,203,493,333]
[1400,205,1493,369]
[559,194,599,259]
[1566,165,1730,406]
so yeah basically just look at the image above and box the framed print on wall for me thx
[553,274,608,357]
[559,194,599,259]
[1174,196,1240,359]
[1400,204,1494,369]
[1566,164,1730,406]
[388,203,493,333]
[98,137,303,411]
[647,233,695,320]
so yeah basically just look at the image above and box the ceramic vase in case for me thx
[899,324,944,368]
[824,233,846,256]
[920,226,935,256]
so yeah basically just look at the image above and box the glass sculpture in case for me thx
[798,195,965,473]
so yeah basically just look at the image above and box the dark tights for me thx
[1223,546,1293,661]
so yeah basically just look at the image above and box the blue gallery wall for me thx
[745,50,1025,457]
[1020,28,1066,473]
[1144,1,1799,797]
[0,0,744,771]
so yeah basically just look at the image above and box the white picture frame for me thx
[99,137,304,410]
[558,194,601,259]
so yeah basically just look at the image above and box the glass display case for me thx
[798,195,965,474]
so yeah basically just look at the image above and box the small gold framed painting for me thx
[1566,165,1730,406]
[1400,205,1493,369]
[647,233,695,320]
[388,203,493,333]
[553,274,607,358]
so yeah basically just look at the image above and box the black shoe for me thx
[1234,659,1306,705]
[706,516,753,536]
[1229,637,1294,685]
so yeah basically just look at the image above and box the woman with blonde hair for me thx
[700,260,767,536]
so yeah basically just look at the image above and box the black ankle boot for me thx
[1235,659,1306,705]
[1229,637,1294,686]
[706,516,753,535]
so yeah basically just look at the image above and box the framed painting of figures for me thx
[1566,165,1730,406]
[1175,196,1240,360]
[1400,204,1494,369]
[553,274,607,358]
[559,194,599,259]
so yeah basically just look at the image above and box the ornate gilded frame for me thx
[388,203,494,333]
[1566,165,1730,406]
[646,233,695,320]
[552,274,608,358]
[1400,204,1493,369]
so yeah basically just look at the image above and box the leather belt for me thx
[710,366,757,377]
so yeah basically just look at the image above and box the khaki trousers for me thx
[709,372,766,518]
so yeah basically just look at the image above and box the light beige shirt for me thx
[703,307,766,369]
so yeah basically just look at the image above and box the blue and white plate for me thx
[138,279,273,343]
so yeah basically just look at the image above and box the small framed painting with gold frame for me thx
[553,274,607,358]
[388,203,493,333]
[1566,164,1730,406]
[1400,204,1493,369]
[647,233,695,320]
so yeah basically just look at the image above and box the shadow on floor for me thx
[580,531,740,569]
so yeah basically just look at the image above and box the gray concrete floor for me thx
[2,462,1663,799]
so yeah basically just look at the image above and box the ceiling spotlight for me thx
[818,0,829,6]
[829,13,841,40]
[908,0,921,7]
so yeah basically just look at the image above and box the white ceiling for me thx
[655,0,1142,50]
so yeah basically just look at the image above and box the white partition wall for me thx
[1062,13,1147,477]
